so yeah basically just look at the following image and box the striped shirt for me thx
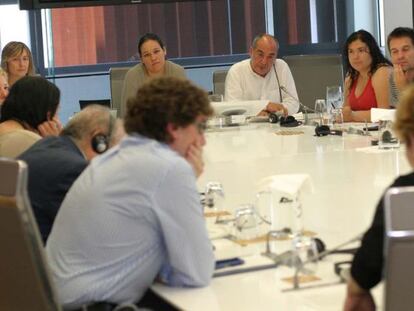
[389,73,400,108]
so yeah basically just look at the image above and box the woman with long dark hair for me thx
[0,76,62,158]
[342,30,392,122]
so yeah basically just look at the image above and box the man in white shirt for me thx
[387,27,414,107]
[224,33,299,116]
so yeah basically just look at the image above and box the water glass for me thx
[378,120,400,149]
[292,235,318,275]
[314,99,330,125]
[331,108,343,129]
[234,204,259,241]
[314,99,326,114]
[204,181,225,211]
[326,85,343,113]
[255,190,273,226]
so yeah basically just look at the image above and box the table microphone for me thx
[280,86,316,125]
[263,232,363,269]
[308,232,363,262]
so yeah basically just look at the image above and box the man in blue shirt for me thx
[46,77,215,309]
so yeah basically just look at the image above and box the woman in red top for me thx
[343,30,392,122]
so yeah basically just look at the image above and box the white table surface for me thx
[152,122,409,311]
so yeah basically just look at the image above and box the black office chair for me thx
[0,158,142,311]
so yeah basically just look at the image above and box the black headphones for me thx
[280,115,302,127]
[315,125,343,137]
[268,112,280,123]
[91,114,115,154]
[269,113,302,127]
[315,125,331,136]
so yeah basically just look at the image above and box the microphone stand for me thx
[262,230,363,290]
[291,233,363,290]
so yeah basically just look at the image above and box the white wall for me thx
[353,0,379,37]
[0,4,31,50]
[383,0,413,37]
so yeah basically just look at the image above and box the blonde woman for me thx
[1,41,35,87]
[0,68,8,105]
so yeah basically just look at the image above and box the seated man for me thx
[46,77,215,309]
[388,27,414,107]
[224,33,299,116]
[18,105,124,243]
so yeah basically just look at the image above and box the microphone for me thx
[262,231,363,289]
[291,233,363,289]
[308,233,362,262]
[280,86,317,126]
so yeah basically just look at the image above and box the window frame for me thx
[273,0,352,58]
[26,0,351,78]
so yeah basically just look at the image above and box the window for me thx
[39,0,266,71]
[273,0,349,56]
[27,0,351,76]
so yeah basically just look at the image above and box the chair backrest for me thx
[384,186,414,311]
[79,99,111,110]
[283,54,344,111]
[213,69,228,97]
[109,67,131,118]
[0,158,61,311]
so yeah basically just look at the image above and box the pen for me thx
[215,257,245,270]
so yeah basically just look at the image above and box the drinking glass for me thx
[314,99,329,125]
[314,99,326,115]
[204,182,225,210]
[378,120,400,149]
[292,235,318,275]
[234,204,259,241]
[326,86,343,114]
[331,108,343,129]
[255,190,273,226]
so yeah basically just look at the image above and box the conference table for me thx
[152,120,410,310]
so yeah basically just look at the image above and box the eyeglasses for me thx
[194,120,208,134]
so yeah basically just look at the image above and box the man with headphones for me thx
[224,33,299,116]
[18,105,124,243]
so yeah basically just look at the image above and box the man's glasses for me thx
[194,120,208,134]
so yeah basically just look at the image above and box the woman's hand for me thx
[37,118,62,137]
[342,106,353,122]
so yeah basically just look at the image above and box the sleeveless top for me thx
[348,77,377,111]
